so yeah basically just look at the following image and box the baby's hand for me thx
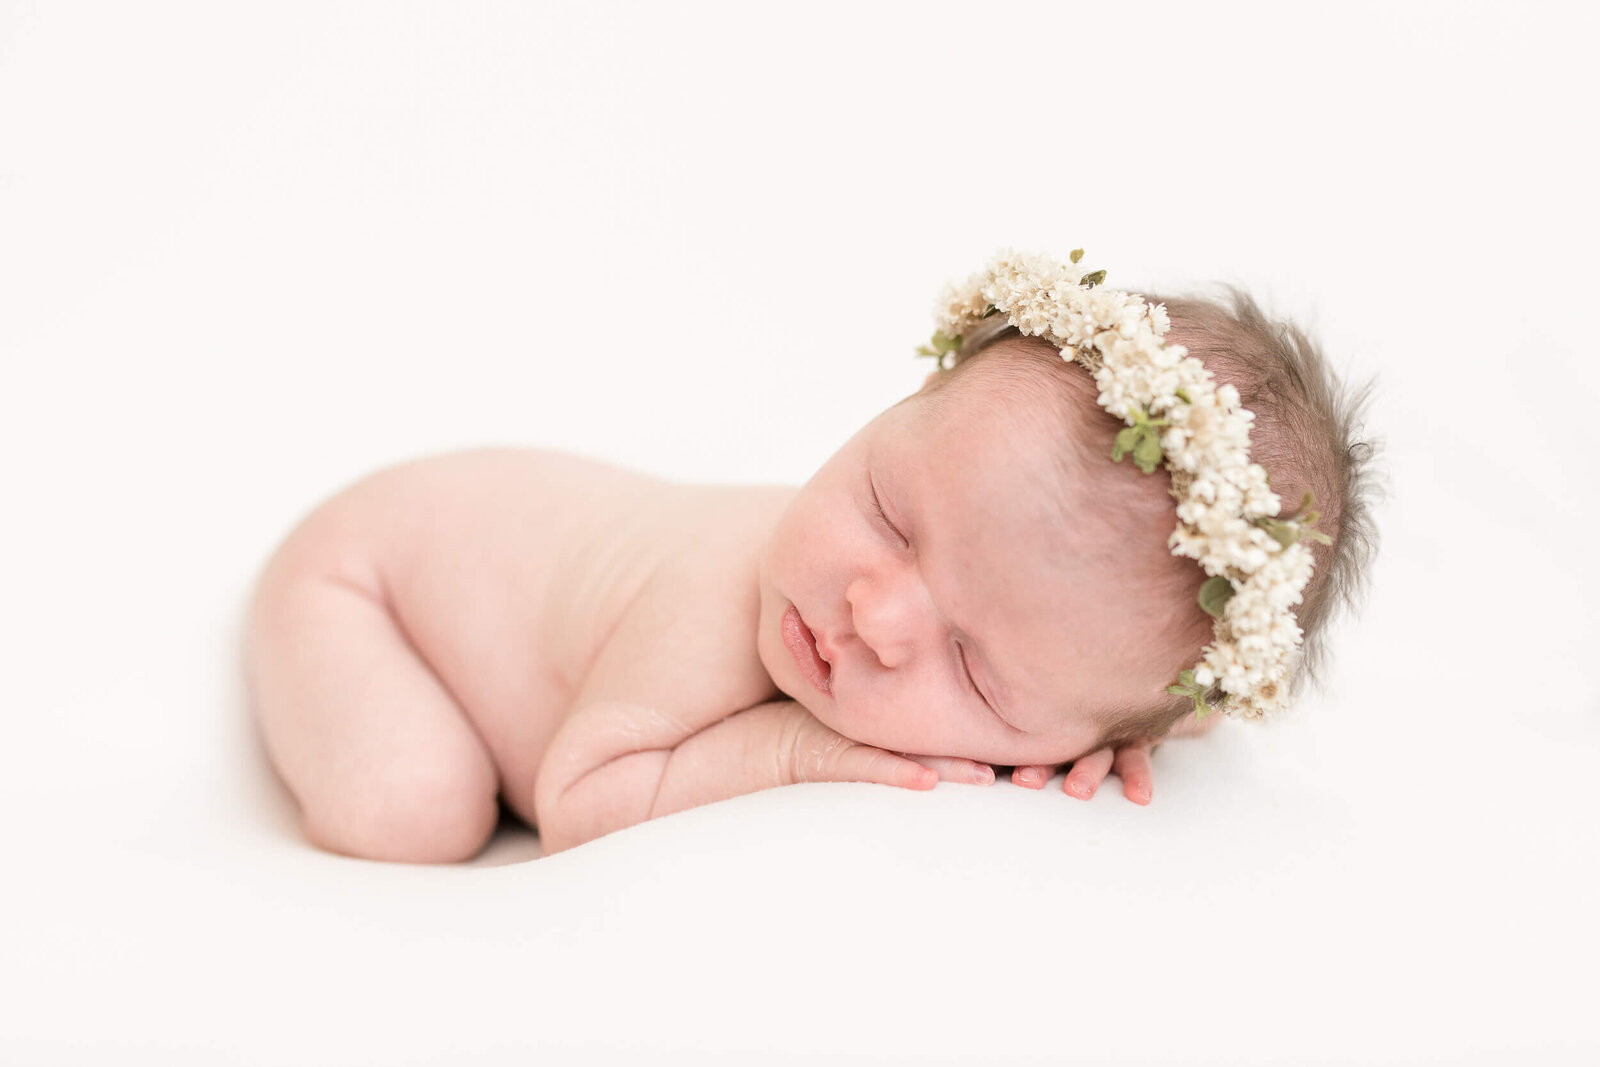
[1010,737,1160,805]
[1010,708,1223,803]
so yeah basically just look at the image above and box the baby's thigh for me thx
[246,568,501,864]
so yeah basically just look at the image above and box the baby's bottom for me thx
[244,571,502,863]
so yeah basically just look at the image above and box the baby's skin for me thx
[244,363,1214,862]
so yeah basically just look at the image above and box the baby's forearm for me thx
[649,700,806,818]
[537,700,803,854]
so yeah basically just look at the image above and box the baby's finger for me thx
[1063,747,1114,800]
[1012,764,1056,789]
[896,752,995,786]
[1112,743,1155,805]
[837,745,938,791]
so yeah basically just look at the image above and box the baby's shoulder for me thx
[572,482,792,721]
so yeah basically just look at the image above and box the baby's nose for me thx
[844,576,928,670]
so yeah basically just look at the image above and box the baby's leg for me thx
[244,573,501,864]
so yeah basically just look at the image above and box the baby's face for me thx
[757,367,1186,767]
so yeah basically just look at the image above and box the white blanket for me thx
[3,3,1595,1064]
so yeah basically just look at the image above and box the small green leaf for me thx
[1112,426,1139,462]
[1197,576,1236,619]
[1132,429,1163,473]
[1175,387,1191,403]
[1081,269,1107,288]
[917,331,964,362]
[982,303,1000,318]
[1258,519,1299,549]
[1069,248,1084,264]
[1256,498,1332,549]
[1168,667,1214,716]
[915,332,962,360]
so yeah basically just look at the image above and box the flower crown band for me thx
[915,249,1327,721]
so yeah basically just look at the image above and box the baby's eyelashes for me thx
[868,476,906,546]
[955,641,985,705]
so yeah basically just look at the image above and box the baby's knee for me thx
[301,765,500,865]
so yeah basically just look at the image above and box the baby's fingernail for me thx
[972,764,994,785]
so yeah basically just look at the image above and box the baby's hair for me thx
[926,285,1384,750]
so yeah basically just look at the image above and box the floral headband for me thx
[914,249,1329,720]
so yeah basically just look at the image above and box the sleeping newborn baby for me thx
[243,250,1378,862]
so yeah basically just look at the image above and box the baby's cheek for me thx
[871,691,972,756]
[815,697,912,753]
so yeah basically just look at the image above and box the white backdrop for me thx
[2,2,1597,1064]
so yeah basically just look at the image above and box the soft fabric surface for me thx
[3,3,1595,1064]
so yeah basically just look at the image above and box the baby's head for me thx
[757,279,1380,767]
